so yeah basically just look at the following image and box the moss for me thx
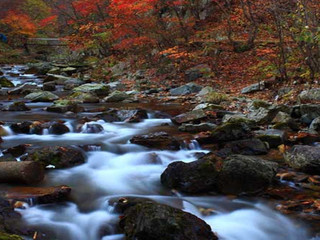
[0,233,23,240]
[204,92,229,104]
[252,100,270,109]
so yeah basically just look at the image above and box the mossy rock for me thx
[73,83,110,97]
[0,77,14,88]
[203,92,228,104]
[69,92,99,103]
[210,121,251,142]
[0,232,23,240]
[24,91,59,102]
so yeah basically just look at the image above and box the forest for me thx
[0,0,320,240]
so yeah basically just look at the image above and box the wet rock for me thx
[119,201,217,240]
[298,88,320,103]
[0,161,44,184]
[26,62,52,75]
[217,138,268,157]
[97,109,148,123]
[170,82,202,96]
[61,67,77,76]
[24,67,38,74]
[69,92,99,103]
[2,145,27,158]
[0,77,14,88]
[310,117,320,132]
[0,198,26,236]
[48,122,70,135]
[130,132,180,150]
[161,153,221,193]
[8,83,39,95]
[171,110,207,125]
[42,81,56,91]
[178,123,217,133]
[104,91,130,102]
[6,185,71,204]
[26,146,85,169]
[10,121,32,134]
[241,81,265,94]
[47,100,84,113]
[284,145,320,174]
[111,197,156,213]
[63,79,85,90]
[81,123,104,133]
[217,155,277,195]
[209,121,251,143]
[43,75,58,83]
[73,83,110,97]
[24,91,59,102]
[255,129,287,148]
[8,102,30,111]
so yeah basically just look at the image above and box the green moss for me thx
[0,232,23,240]
[204,92,229,104]
[252,100,271,109]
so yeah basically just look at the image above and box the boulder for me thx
[104,91,130,102]
[6,185,71,204]
[73,83,110,96]
[284,145,320,174]
[43,75,58,83]
[61,67,77,76]
[97,109,148,123]
[0,233,23,240]
[8,84,39,95]
[202,92,228,104]
[310,117,320,132]
[0,77,14,88]
[241,81,265,94]
[26,146,85,169]
[217,138,268,157]
[217,155,277,195]
[48,122,70,135]
[119,202,217,240]
[185,64,212,82]
[178,123,217,133]
[10,121,32,134]
[161,153,221,193]
[193,103,224,111]
[42,81,56,91]
[300,104,320,123]
[170,82,202,96]
[209,121,251,143]
[130,132,180,150]
[69,92,99,103]
[272,112,299,131]
[171,110,207,125]
[247,106,280,124]
[81,123,104,133]
[24,91,59,102]
[255,129,287,148]
[63,79,84,90]
[8,102,30,111]
[26,62,52,75]
[47,100,84,113]
[298,88,320,103]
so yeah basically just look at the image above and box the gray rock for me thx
[47,100,84,113]
[69,92,99,103]
[130,132,180,150]
[8,83,40,95]
[170,82,202,96]
[284,145,320,174]
[255,129,287,148]
[298,88,320,103]
[178,123,217,133]
[217,155,277,194]
[8,102,30,111]
[97,109,148,123]
[310,117,320,132]
[300,104,320,123]
[185,64,212,82]
[171,110,207,125]
[24,91,59,102]
[104,91,130,102]
[247,106,279,124]
[241,81,265,94]
[193,103,224,111]
[209,121,251,142]
[197,86,215,97]
[73,83,110,96]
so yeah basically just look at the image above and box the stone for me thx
[271,112,299,131]
[161,153,221,193]
[42,81,56,91]
[185,64,212,82]
[97,109,148,123]
[284,145,320,174]
[119,201,217,240]
[24,91,59,102]
[47,100,84,113]
[170,82,202,96]
[81,123,104,133]
[298,88,320,103]
[104,91,130,102]
[217,138,268,157]
[48,122,70,135]
[69,92,99,103]
[10,122,32,134]
[61,67,77,76]
[130,132,180,150]
[6,185,71,204]
[241,81,265,94]
[43,75,58,83]
[8,102,30,111]
[300,104,320,123]
[217,155,277,195]
[197,86,215,97]
[26,62,52,75]
[247,106,280,124]
[8,84,39,95]
[193,103,224,111]
[202,92,228,104]
[171,110,207,125]
[310,117,320,132]
[0,77,14,88]
[255,129,287,148]
[63,79,84,90]
[26,146,85,169]
[178,123,217,133]
[73,83,110,96]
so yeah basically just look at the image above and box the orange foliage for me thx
[1,11,37,37]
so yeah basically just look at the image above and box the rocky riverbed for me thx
[0,63,319,240]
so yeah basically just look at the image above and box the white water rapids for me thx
[1,118,309,240]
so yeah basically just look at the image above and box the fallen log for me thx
[0,161,44,184]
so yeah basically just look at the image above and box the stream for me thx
[0,65,313,240]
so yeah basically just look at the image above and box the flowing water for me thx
[0,65,312,240]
